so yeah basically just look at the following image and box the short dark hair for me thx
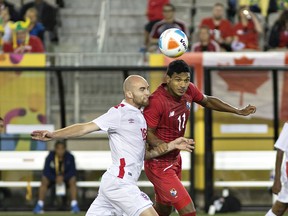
[0,117,3,121]
[166,60,191,77]
[55,140,67,149]
[163,3,176,11]
[214,2,224,8]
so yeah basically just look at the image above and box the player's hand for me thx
[272,179,281,194]
[31,130,54,141]
[172,137,195,152]
[237,104,256,116]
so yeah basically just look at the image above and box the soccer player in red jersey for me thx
[143,60,256,216]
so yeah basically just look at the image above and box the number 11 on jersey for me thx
[177,113,186,131]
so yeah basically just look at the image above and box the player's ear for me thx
[126,91,133,99]
[165,74,171,84]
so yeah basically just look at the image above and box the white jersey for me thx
[274,122,288,183]
[92,100,147,183]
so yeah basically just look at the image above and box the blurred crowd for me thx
[0,0,62,53]
[144,0,288,53]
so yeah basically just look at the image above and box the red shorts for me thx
[144,155,192,210]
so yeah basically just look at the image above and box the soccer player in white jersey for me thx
[266,122,288,216]
[31,75,194,216]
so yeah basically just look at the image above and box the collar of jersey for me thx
[121,100,142,112]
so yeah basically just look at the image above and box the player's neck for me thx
[124,99,141,109]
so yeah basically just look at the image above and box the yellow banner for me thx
[0,53,46,150]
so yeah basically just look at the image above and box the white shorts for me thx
[86,172,153,216]
[277,180,288,203]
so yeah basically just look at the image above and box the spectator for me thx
[0,24,4,50]
[232,6,262,51]
[33,140,80,214]
[0,117,4,133]
[200,3,234,51]
[25,7,45,43]
[0,0,19,22]
[0,7,12,43]
[20,0,58,43]
[191,25,221,52]
[3,19,44,53]
[144,0,169,50]
[148,3,188,52]
[268,9,288,50]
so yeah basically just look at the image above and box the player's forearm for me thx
[204,96,239,114]
[274,149,284,180]
[145,142,175,160]
[52,123,92,139]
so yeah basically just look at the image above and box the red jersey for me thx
[279,30,288,48]
[3,35,44,53]
[146,0,169,21]
[191,40,220,52]
[233,20,259,50]
[200,17,234,40]
[144,83,203,160]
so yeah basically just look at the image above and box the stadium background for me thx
[0,0,288,214]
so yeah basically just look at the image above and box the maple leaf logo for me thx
[218,56,269,106]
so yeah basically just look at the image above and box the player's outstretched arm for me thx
[198,95,256,116]
[145,137,195,160]
[272,149,284,194]
[31,122,100,141]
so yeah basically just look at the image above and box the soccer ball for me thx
[158,28,188,58]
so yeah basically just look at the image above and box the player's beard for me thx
[134,97,149,108]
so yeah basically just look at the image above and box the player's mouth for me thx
[178,89,185,94]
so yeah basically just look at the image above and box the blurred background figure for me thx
[143,0,169,51]
[148,3,188,52]
[0,117,4,134]
[20,0,58,43]
[0,0,19,22]
[200,3,234,51]
[0,7,12,43]
[268,9,288,50]
[191,25,220,52]
[0,23,4,51]
[33,140,80,214]
[2,19,44,53]
[24,7,45,43]
[232,6,262,51]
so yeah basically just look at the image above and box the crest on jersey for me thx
[186,102,191,110]
[170,188,177,197]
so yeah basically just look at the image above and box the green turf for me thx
[0,212,267,216]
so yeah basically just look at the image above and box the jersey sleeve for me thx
[274,122,288,152]
[143,95,162,129]
[188,83,204,102]
[92,107,121,132]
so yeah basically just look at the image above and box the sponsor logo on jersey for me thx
[186,102,191,110]
[140,192,149,201]
[169,111,175,117]
[170,188,177,197]
[128,118,134,123]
